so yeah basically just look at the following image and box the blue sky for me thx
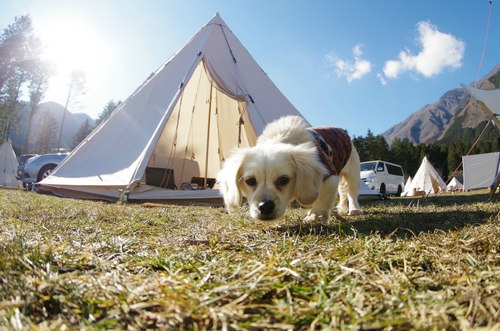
[2,0,499,137]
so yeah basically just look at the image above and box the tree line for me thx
[352,129,499,183]
[0,15,120,155]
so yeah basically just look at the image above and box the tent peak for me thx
[206,12,227,28]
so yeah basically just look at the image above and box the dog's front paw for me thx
[348,209,363,216]
[336,206,349,214]
[304,210,329,222]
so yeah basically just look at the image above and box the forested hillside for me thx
[383,63,500,146]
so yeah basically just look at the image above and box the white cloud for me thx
[325,43,372,83]
[383,21,465,79]
[377,73,387,86]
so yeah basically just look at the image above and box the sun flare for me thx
[37,17,113,107]
[40,19,107,78]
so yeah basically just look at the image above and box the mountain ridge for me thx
[382,63,500,145]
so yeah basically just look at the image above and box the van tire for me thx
[380,183,389,199]
[396,185,402,196]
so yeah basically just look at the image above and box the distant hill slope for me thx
[9,101,95,154]
[438,66,500,144]
[382,63,500,145]
[382,88,465,145]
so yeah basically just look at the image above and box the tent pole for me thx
[204,85,213,188]
[490,172,500,197]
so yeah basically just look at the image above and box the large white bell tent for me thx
[402,157,446,196]
[38,13,306,203]
[0,138,21,188]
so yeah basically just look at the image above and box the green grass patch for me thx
[0,188,499,330]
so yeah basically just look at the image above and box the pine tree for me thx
[32,108,58,153]
[57,69,86,151]
[23,58,54,153]
[71,118,92,149]
[390,138,417,177]
[95,100,122,127]
[0,15,44,140]
[447,140,465,175]
[373,135,390,160]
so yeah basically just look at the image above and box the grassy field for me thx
[0,187,499,330]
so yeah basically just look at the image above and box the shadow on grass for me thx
[273,192,499,239]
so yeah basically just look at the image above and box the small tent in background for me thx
[462,152,500,191]
[404,176,413,193]
[0,138,21,187]
[38,13,306,203]
[447,177,463,192]
[402,157,446,196]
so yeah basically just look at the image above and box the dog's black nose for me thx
[258,200,275,215]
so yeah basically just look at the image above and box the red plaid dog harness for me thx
[307,127,352,177]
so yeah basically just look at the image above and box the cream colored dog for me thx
[217,115,363,221]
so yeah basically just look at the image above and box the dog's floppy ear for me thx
[216,148,246,212]
[290,142,329,206]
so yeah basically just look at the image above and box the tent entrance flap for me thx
[145,62,257,190]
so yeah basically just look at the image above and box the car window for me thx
[360,162,376,171]
[19,155,35,166]
[386,164,404,176]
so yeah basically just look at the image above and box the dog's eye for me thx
[245,177,257,186]
[276,176,290,186]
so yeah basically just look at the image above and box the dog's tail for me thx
[257,115,310,146]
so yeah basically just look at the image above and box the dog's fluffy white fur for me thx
[217,115,363,221]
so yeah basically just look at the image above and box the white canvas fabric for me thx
[461,84,500,129]
[0,139,20,187]
[462,152,500,191]
[402,157,446,196]
[38,13,306,202]
[404,176,412,192]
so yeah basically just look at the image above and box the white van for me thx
[360,160,405,196]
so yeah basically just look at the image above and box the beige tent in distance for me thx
[38,13,306,203]
[402,157,446,196]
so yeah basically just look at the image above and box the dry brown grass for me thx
[0,187,499,330]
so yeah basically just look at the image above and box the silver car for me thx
[21,153,69,185]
